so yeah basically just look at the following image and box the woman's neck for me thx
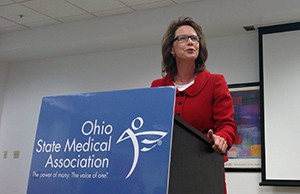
[174,60,196,85]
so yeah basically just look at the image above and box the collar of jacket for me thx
[163,69,211,97]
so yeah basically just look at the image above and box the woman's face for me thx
[171,25,199,63]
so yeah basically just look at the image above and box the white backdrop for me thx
[262,28,300,182]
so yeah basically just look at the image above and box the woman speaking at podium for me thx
[151,16,237,194]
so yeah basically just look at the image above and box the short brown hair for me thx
[161,16,208,78]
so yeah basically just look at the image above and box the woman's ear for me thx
[171,49,175,56]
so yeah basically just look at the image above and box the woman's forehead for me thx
[175,25,196,35]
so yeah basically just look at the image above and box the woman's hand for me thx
[207,129,228,154]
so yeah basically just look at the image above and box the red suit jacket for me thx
[151,69,237,149]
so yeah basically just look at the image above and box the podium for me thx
[27,87,224,194]
[169,115,224,194]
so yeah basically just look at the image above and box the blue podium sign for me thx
[27,87,176,194]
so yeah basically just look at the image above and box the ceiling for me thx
[0,0,198,33]
[1,0,300,63]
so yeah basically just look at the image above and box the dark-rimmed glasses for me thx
[173,35,200,42]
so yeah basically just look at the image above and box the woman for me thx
[151,16,237,194]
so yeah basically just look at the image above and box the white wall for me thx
[0,62,9,126]
[0,32,299,194]
[206,33,259,83]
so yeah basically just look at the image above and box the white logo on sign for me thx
[116,117,167,179]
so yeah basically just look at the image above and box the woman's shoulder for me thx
[151,76,172,87]
[202,70,226,81]
[196,70,228,89]
[151,78,163,87]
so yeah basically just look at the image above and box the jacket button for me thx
[178,101,182,105]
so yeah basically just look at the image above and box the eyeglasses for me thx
[174,35,200,42]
